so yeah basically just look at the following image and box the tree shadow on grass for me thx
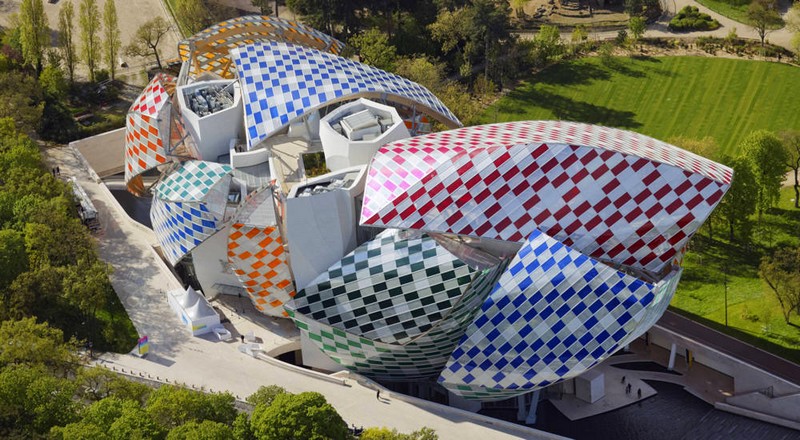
[498,88,641,129]
[535,61,612,86]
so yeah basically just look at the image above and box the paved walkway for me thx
[41,144,561,440]
[659,310,800,386]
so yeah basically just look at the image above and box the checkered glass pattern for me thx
[231,41,460,149]
[178,15,345,79]
[438,228,683,400]
[150,197,225,265]
[362,121,732,274]
[293,231,475,345]
[288,256,507,380]
[156,160,233,202]
[228,224,295,317]
[124,73,175,188]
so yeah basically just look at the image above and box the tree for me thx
[40,64,68,99]
[252,0,273,15]
[361,427,439,440]
[780,130,800,208]
[145,385,237,430]
[246,385,287,407]
[0,229,27,290]
[747,0,784,48]
[250,391,347,440]
[77,366,151,403]
[0,364,79,435]
[624,0,661,20]
[760,246,800,323]
[102,0,121,80]
[176,0,210,34]
[349,28,397,71]
[167,420,235,440]
[717,156,758,241]
[740,130,788,215]
[628,16,646,44]
[571,24,589,45]
[232,413,254,440]
[50,421,110,440]
[0,317,79,371]
[18,0,49,72]
[125,17,172,70]
[530,24,564,67]
[58,1,77,83]
[79,0,101,82]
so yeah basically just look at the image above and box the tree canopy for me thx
[760,246,800,323]
[740,130,788,215]
[125,17,172,70]
[250,391,348,440]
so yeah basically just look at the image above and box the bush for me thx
[669,6,721,31]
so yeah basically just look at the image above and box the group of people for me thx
[621,376,643,398]
[51,166,61,176]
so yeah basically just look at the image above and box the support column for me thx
[516,394,527,422]
[525,390,540,425]
[667,342,677,371]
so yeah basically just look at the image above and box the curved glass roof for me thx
[178,15,345,79]
[231,41,461,149]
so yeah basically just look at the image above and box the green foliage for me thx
[530,25,564,67]
[623,0,661,20]
[0,229,27,290]
[760,246,800,323]
[696,0,750,25]
[628,16,646,41]
[176,0,210,35]
[102,0,121,80]
[58,1,77,83]
[349,28,397,71]
[77,366,151,404]
[740,130,788,214]
[168,420,235,440]
[18,0,49,71]
[79,0,101,82]
[0,317,79,371]
[246,385,287,407]
[718,155,758,241]
[250,391,347,440]
[669,6,721,31]
[361,426,439,440]
[571,24,589,44]
[779,130,800,208]
[146,385,237,430]
[0,70,44,134]
[0,364,79,435]
[40,65,68,100]
[232,413,254,440]
[51,421,110,440]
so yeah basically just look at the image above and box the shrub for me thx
[669,6,721,31]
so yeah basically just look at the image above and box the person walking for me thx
[621,376,626,384]
[637,388,642,399]
[240,335,245,343]
[376,390,380,400]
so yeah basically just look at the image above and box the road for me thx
[659,310,800,386]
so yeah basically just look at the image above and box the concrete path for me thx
[659,310,800,386]
[40,143,561,440]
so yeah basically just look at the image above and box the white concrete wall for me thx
[648,325,800,396]
[285,189,357,290]
[726,391,800,422]
[178,80,244,161]
[319,99,410,172]
[191,224,244,299]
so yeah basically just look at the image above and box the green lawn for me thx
[695,0,750,26]
[483,56,800,157]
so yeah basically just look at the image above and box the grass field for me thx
[484,56,800,362]
[483,56,800,158]
[695,0,750,25]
